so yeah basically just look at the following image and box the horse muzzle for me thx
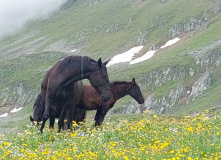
[138,98,144,104]
[101,95,110,102]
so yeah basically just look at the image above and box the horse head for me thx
[88,58,111,102]
[30,93,44,127]
[129,78,144,104]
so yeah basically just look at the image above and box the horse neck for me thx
[111,82,131,100]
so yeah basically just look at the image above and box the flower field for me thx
[0,111,220,160]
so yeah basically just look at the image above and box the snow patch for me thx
[0,113,8,118]
[160,37,180,49]
[70,49,77,53]
[10,107,23,113]
[130,50,156,65]
[107,46,143,66]
[107,37,180,66]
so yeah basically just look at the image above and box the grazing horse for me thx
[31,56,111,133]
[30,80,83,130]
[74,78,144,126]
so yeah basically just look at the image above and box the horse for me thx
[30,80,83,130]
[31,55,111,133]
[73,78,144,126]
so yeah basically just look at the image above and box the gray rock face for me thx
[188,72,212,102]
[169,17,208,38]
[111,40,221,114]
[212,5,221,15]
[0,82,38,111]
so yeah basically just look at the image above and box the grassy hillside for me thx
[0,0,221,119]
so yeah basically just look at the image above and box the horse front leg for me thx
[40,95,51,133]
[66,107,75,131]
[80,109,87,123]
[58,101,70,133]
[95,107,109,127]
[43,94,50,120]
[74,108,86,125]
[49,114,55,130]
[40,120,46,133]
[58,109,68,133]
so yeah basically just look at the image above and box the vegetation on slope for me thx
[0,0,221,117]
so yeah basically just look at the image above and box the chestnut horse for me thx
[74,78,144,126]
[31,56,110,133]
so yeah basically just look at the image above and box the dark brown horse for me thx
[74,78,144,126]
[30,81,83,130]
[31,56,111,133]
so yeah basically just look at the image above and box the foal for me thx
[74,78,144,126]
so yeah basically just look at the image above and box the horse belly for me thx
[84,100,100,110]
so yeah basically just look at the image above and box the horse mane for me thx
[111,81,131,87]
[57,56,97,73]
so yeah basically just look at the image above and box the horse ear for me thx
[97,58,102,68]
[103,59,110,66]
[30,116,34,122]
[132,77,135,84]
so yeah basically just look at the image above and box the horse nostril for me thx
[101,95,109,102]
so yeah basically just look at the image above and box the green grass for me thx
[0,111,220,159]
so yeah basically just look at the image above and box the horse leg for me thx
[94,106,102,121]
[43,94,50,119]
[95,107,109,127]
[66,107,74,131]
[58,101,71,132]
[80,109,87,123]
[49,114,55,130]
[41,94,51,133]
[49,106,57,130]
[74,108,86,125]
[58,108,67,132]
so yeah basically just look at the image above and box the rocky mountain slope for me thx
[1,0,221,117]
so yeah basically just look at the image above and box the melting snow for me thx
[160,37,180,49]
[107,46,143,66]
[107,37,180,66]
[70,49,77,53]
[0,113,8,118]
[10,107,23,113]
[130,50,156,65]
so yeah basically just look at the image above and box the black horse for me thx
[30,80,83,130]
[74,78,144,126]
[31,56,111,133]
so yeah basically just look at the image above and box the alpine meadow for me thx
[0,0,221,159]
